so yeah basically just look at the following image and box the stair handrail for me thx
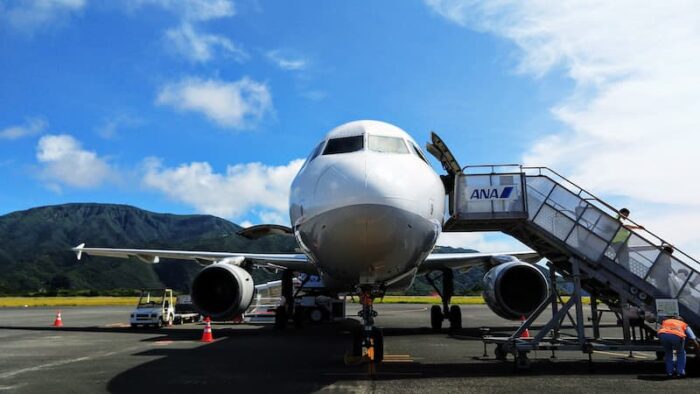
[522,166,700,271]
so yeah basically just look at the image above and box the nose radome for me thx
[314,158,367,209]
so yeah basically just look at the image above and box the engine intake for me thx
[482,261,549,320]
[191,263,255,320]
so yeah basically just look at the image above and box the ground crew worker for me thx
[657,315,698,378]
[611,208,644,270]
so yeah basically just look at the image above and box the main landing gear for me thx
[349,288,384,363]
[274,270,297,329]
[426,268,462,331]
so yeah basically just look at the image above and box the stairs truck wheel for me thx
[372,327,384,363]
[430,305,443,331]
[495,344,507,361]
[274,306,287,330]
[449,305,462,330]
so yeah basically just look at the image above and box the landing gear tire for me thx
[448,305,462,330]
[430,305,443,331]
[274,305,287,330]
[371,327,384,363]
[352,327,363,357]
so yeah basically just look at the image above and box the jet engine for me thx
[191,263,255,320]
[482,261,549,320]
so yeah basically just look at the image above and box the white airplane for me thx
[73,120,546,362]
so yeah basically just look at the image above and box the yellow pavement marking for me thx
[103,323,130,328]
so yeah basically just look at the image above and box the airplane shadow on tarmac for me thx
[2,321,696,391]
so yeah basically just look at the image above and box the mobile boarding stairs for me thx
[437,159,700,367]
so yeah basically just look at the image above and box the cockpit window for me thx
[322,135,364,155]
[368,135,409,154]
[411,142,430,164]
[306,141,325,163]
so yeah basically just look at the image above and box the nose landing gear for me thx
[348,288,384,364]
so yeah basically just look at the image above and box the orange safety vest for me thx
[658,318,688,338]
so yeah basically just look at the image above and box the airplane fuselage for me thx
[289,121,445,291]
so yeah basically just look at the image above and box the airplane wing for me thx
[419,251,541,273]
[71,243,316,274]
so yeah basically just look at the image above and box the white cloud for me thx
[128,0,235,21]
[0,117,47,140]
[142,158,305,222]
[426,1,700,255]
[165,23,247,63]
[266,50,307,71]
[36,134,115,189]
[156,77,273,128]
[1,0,85,34]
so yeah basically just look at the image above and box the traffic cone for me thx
[53,310,63,327]
[201,316,214,342]
[520,315,529,338]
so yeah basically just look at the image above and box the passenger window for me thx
[368,135,409,154]
[411,142,430,164]
[322,135,364,155]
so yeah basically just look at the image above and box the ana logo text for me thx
[468,186,515,200]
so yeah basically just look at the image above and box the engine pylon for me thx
[201,316,214,342]
[53,310,63,327]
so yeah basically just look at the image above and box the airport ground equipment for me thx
[173,295,201,324]
[441,164,700,368]
[53,310,63,327]
[130,288,175,328]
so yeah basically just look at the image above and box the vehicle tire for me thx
[130,323,138,329]
[308,308,323,323]
[274,306,287,330]
[371,327,384,363]
[156,318,164,329]
[448,305,462,330]
[430,305,443,331]
[656,351,665,361]
[174,316,182,325]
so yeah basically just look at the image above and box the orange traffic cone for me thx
[520,315,530,338]
[53,310,63,327]
[201,316,214,342]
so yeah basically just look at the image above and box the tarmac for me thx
[0,303,698,393]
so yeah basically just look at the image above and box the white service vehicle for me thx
[130,288,175,328]
[174,295,201,324]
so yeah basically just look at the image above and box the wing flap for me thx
[420,251,540,272]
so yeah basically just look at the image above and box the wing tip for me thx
[72,243,85,260]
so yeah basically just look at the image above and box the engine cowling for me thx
[191,263,255,320]
[482,261,549,320]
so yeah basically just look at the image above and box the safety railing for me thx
[522,167,700,317]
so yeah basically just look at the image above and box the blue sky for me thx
[1,1,699,254]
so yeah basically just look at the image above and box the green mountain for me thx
[0,203,482,295]
[0,203,296,294]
